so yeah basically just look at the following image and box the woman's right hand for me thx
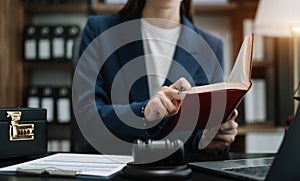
[144,77,191,122]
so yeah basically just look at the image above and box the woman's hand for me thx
[203,109,239,153]
[144,78,191,122]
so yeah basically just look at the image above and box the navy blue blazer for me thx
[78,13,224,153]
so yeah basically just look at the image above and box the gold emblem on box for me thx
[7,111,34,141]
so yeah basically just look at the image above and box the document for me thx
[0,153,133,177]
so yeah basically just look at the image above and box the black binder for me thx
[52,26,65,61]
[56,86,71,123]
[65,25,80,61]
[23,25,38,61]
[26,86,41,108]
[41,86,55,123]
[38,26,51,61]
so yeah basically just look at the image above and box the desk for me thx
[0,153,274,181]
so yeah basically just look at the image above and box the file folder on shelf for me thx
[56,86,71,123]
[65,25,80,61]
[38,26,51,61]
[26,86,41,108]
[52,26,65,60]
[41,86,55,123]
[23,25,38,61]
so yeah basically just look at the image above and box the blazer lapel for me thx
[165,16,224,87]
[116,20,149,102]
[164,17,200,87]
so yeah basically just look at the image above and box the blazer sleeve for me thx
[79,17,98,57]
[77,16,151,144]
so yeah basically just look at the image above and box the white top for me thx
[141,19,181,97]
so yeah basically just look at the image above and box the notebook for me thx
[189,105,300,181]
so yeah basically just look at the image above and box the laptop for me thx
[189,106,300,181]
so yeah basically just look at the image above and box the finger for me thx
[214,133,236,144]
[170,77,192,91]
[218,128,238,135]
[160,87,184,101]
[157,95,178,116]
[220,119,238,131]
[229,109,238,120]
[172,99,182,109]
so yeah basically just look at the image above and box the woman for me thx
[77,0,238,155]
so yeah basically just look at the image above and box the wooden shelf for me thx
[239,0,259,9]
[91,2,239,14]
[193,2,238,14]
[252,61,273,68]
[91,3,124,14]
[23,1,257,15]
[237,121,283,135]
[24,3,88,14]
[23,61,71,69]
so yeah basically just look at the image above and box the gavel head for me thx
[132,139,185,165]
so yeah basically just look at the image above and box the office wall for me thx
[245,129,285,153]
[194,15,233,75]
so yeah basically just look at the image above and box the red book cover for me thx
[172,34,254,131]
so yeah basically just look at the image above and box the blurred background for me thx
[1,0,297,154]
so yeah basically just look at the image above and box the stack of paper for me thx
[0,153,133,178]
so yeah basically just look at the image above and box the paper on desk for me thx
[0,153,133,177]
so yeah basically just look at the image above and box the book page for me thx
[0,153,133,177]
[189,82,249,94]
[226,34,254,84]
[189,34,253,94]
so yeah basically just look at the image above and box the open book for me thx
[175,34,254,130]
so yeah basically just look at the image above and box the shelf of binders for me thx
[23,24,81,63]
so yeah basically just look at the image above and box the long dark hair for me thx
[118,0,194,23]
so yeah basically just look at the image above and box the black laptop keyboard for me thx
[225,165,270,177]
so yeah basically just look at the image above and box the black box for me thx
[0,108,47,159]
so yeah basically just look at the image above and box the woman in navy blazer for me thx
[77,0,238,155]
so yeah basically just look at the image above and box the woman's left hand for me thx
[203,109,239,153]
